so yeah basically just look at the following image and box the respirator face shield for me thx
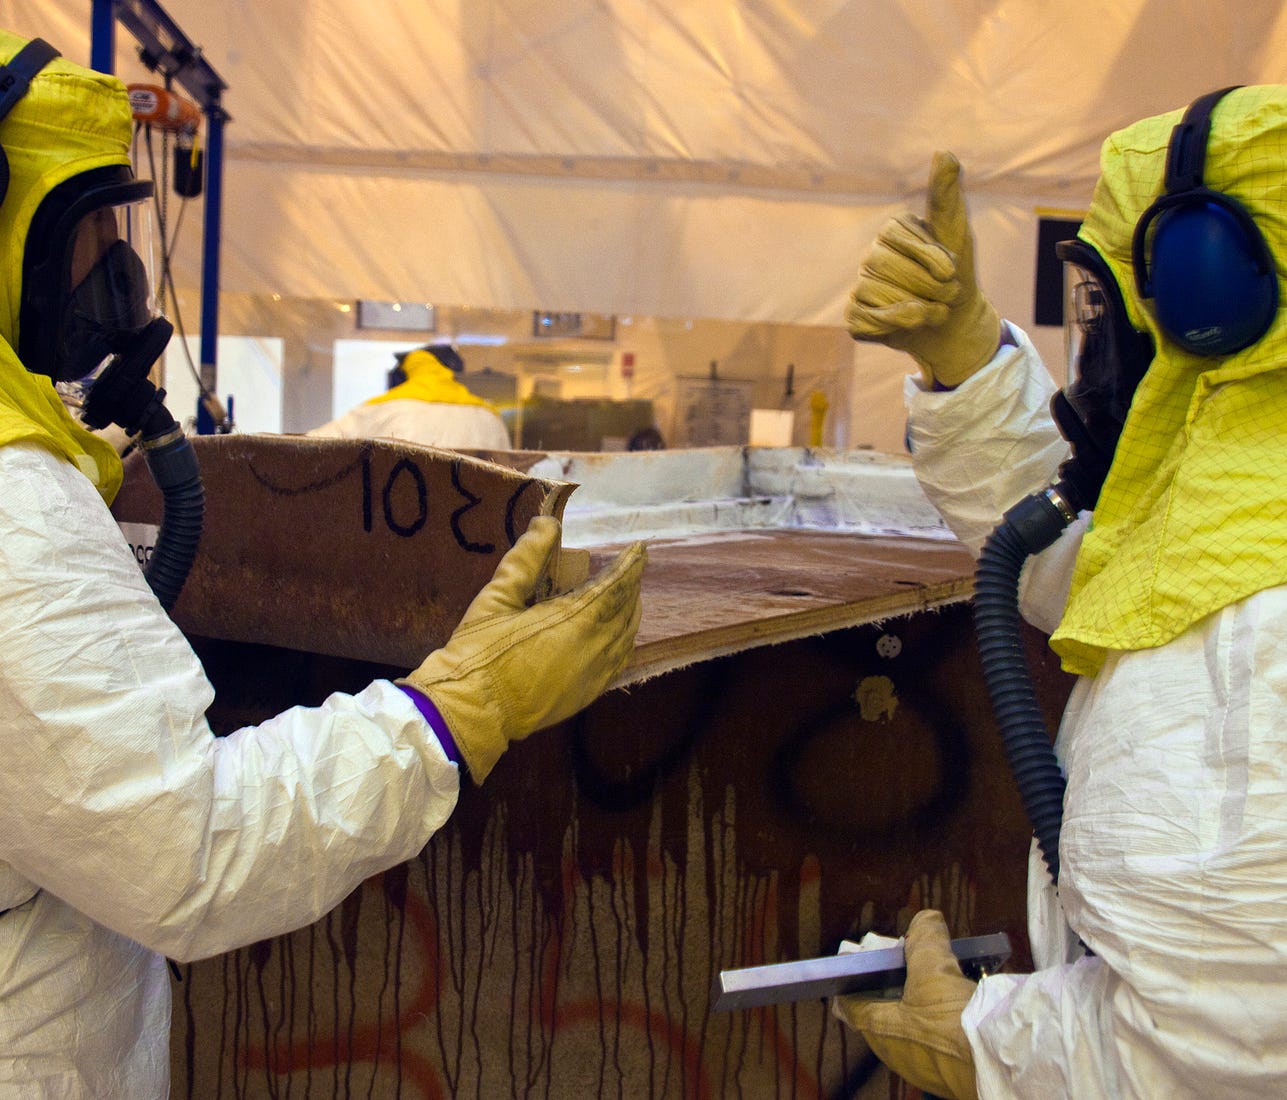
[1051,239,1156,502]
[19,165,165,389]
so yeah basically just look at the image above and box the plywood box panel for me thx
[173,606,1072,1098]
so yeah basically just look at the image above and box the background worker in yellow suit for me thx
[0,30,642,1098]
[310,341,513,450]
[832,87,1287,1099]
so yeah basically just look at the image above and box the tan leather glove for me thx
[403,516,645,783]
[832,909,979,1100]
[846,152,1001,388]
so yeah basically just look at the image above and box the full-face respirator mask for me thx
[0,38,202,612]
[19,164,177,425]
[974,85,1277,886]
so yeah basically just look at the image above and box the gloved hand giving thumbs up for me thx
[403,516,645,783]
[847,152,1001,389]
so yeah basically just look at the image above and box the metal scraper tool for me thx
[712,931,1011,1012]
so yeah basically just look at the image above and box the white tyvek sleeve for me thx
[963,585,1287,1098]
[904,325,1068,554]
[903,324,1085,633]
[911,334,1287,1095]
[0,442,460,963]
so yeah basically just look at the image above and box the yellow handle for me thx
[809,391,829,447]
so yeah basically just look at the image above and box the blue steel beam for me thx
[89,0,231,432]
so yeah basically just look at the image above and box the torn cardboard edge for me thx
[111,434,578,668]
[618,573,974,688]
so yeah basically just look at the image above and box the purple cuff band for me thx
[397,684,466,774]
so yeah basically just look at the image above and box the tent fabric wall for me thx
[6,1,1287,338]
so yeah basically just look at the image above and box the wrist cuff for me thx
[934,321,1018,391]
[397,683,467,774]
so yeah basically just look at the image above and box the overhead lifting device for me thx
[90,0,231,433]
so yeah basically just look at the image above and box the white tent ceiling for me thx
[7,1,1287,332]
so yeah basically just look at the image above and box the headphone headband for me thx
[0,38,62,207]
[0,38,60,126]
[1162,85,1242,194]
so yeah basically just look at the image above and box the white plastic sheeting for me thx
[6,2,1287,330]
[530,445,954,547]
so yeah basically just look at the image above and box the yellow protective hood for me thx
[0,331,121,496]
[365,348,498,412]
[0,29,132,501]
[1051,86,1287,676]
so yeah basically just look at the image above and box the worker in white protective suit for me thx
[0,31,644,1099]
[310,342,513,450]
[831,86,1287,1099]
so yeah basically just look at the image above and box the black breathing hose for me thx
[138,423,203,611]
[81,321,205,613]
[972,483,1079,886]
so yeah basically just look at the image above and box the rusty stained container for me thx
[171,602,1072,1099]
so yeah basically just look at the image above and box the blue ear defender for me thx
[1131,86,1278,356]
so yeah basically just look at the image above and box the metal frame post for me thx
[88,0,231,432]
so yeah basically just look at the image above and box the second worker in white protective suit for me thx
[0,31,644,1099]
[831,87,1287,1098]
[310,342,513,451]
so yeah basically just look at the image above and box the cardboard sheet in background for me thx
[110,434,576,669]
